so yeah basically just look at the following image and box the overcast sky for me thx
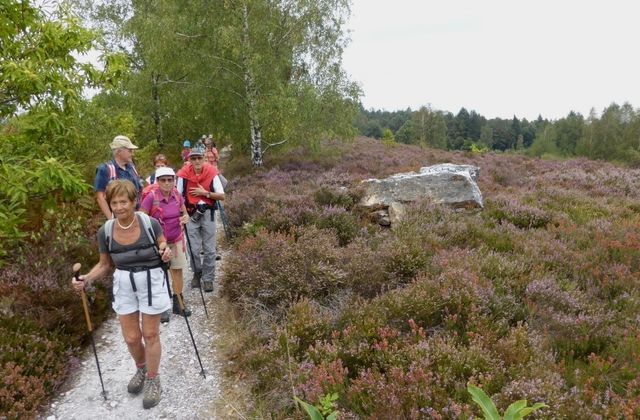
[342,0,640,120]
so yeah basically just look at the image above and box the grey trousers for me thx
[186,208,217,281]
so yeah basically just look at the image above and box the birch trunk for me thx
[151,72,163,147]
[241,1,263,167]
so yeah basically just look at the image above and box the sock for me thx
[147,371,158,379]
[136,362,146,369]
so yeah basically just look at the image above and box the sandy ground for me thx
[43,220,231,419]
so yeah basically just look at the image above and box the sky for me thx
[342,0,640,120]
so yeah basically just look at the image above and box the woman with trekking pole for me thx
[140,166,192,322]
[71,179,172,410]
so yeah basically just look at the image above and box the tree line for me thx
[355,103,640,164]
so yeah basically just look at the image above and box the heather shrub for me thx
[313,206,361,246]
[222,226,346,313]
[0,317,69,418]
[487,197,552,229]
[341,237,388,298]
[314,186,355,209]
[525,277,615,358]
[221,138,640,417]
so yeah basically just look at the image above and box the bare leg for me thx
[141,313,162,374]
[170,268,184,295]
[119,312,145,366]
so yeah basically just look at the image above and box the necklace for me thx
[117,216,136,230]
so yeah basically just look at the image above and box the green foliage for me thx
[0,156,89,263]
[295,396,338,420]
[468,384,547,420]
[81,0,360,166]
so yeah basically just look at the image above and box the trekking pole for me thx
[176,293,207,378]
[73,263,108,401]
[183,219,209,318]
[217,201,233,240]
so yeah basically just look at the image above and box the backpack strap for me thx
[105,218,116,253]
[136,211,158,248]
[106,163,117,182]
[106,212,157,254]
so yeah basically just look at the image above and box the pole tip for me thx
[72,262,81,273]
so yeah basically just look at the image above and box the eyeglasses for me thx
[189,156,204,161]
[157,177,175,183]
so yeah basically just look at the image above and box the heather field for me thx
[221,137,640,418]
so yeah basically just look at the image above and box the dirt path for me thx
[44,221,232,419]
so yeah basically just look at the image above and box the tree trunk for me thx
[241,1,263,167]
[151,72,163,148]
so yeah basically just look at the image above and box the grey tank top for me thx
[97,216,163,269]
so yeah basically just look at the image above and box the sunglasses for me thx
[189,156,204,161]
[157,177,175,183]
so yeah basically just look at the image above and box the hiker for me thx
[176,146,225,292]
[94,135,142,220]
[146,154,168,185]
[181,139,191,162]
[71,179,172,409]
[141,166,191,321]
[204,137,219,168]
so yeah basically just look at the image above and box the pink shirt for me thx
[141,189,184,244]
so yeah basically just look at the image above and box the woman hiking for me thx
[140,166,191,321]
[71,179,172,409]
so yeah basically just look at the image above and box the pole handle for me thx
[74,263,93,332]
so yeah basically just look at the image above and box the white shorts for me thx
[112,267,172,315]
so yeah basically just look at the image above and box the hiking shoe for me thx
[203,280,214,292]
[191,271,202,289]
[143,375,162,409]
[172,294,191,317]
[160,309,171,324]
[127,366,146,394]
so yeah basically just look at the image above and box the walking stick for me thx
[176,293,207,378]
[183,220,209,318]
[73,263,108,401]
[158,242,207,378]
[217,201,233,240]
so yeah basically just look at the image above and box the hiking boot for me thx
[142,375,162,409]
[203,280,214,293]
[127,366,146,394]
[172,294,191,317]
[191,271,202,289]
[160,309,171,324]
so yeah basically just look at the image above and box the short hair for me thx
[106,179,138,206]
[153,153,168,166]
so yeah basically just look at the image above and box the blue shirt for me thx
[94,159,142,193]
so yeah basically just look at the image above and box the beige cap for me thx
[110,135,138,150]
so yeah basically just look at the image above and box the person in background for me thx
[176,147,225,292]
[94,135,142,220]
[141,167,191,321]
[195,135,205,151]
[145,154,168,185]
[72,180,172,409]
[181,140,191,162]
[204,137,219,168]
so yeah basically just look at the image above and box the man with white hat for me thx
[94,135,142,219]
